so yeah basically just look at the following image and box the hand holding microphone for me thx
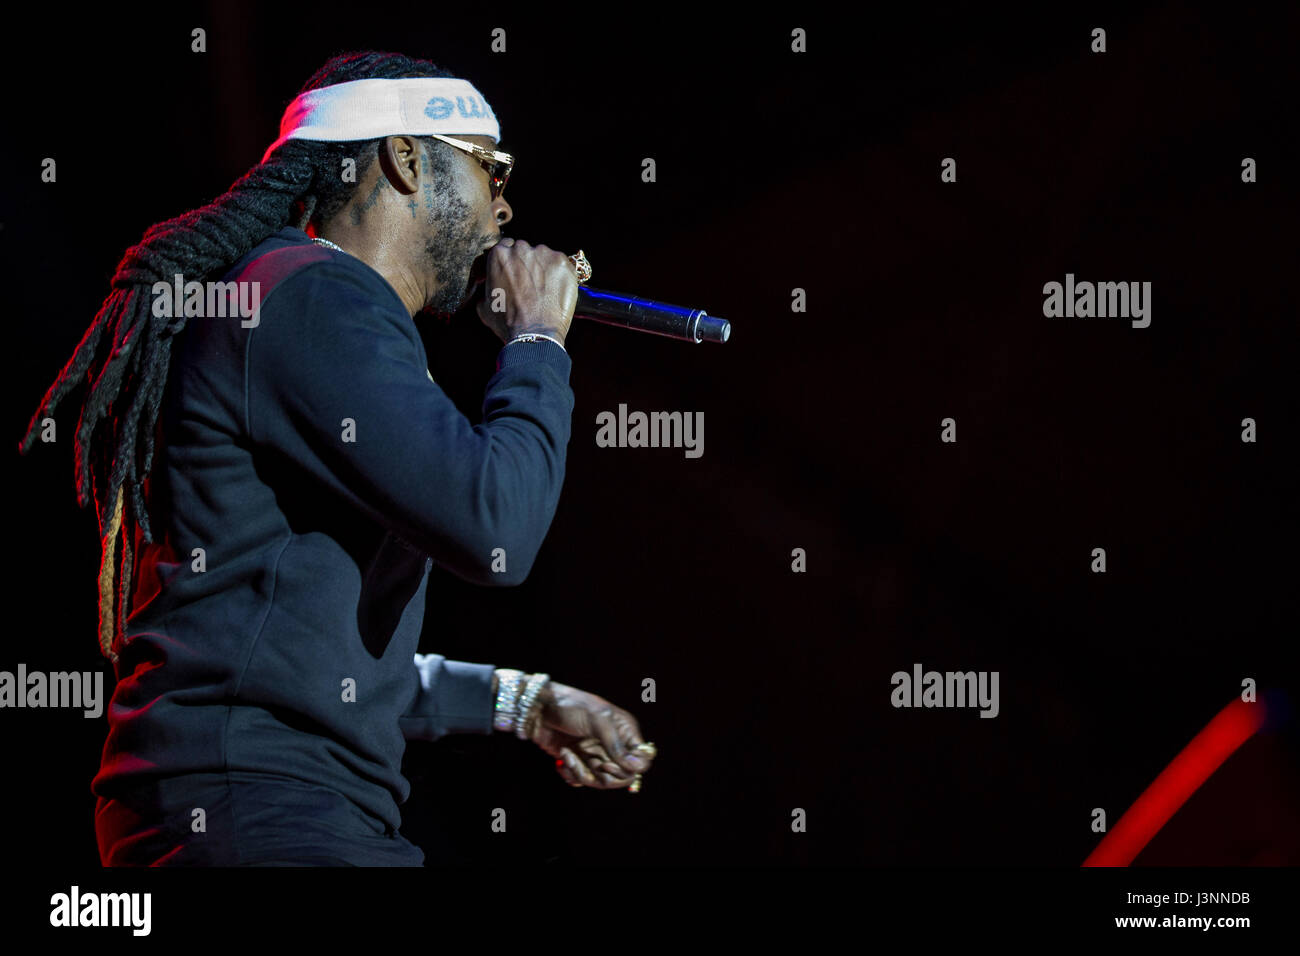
[477,239,731,346]
[475,237,578,347]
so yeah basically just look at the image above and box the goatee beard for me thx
[421,178,483,319]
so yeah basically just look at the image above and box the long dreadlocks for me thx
[18,51,461,662]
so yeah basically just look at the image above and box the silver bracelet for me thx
[505,332,566,352]
[492,669,527,733]
[515,672,551,740]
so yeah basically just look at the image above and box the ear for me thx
[379,135,421,194]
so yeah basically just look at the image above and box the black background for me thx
[4,1,1296,875]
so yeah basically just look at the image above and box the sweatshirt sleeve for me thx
[244,259,574,586]
[399,654,497,741]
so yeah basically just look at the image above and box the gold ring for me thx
[627,740,654,792]
[568,249,592,284]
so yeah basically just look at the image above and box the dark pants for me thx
[95,771,425,866]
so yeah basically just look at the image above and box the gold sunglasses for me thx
[426,133,513,199]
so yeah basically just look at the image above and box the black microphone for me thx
[574,287,731,344]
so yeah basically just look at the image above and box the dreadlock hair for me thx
[18,51,462,662]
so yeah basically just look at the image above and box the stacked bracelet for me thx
[505,332,566,352]
[492,669,526,733]
[515,672,551,740]
[493,669,551,737]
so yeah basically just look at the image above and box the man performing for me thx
[19,50,655,866]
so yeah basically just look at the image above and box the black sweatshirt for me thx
[91,227,573,855]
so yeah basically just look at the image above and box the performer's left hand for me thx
[527,681,653,789]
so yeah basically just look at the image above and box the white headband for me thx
[262,77,500,163]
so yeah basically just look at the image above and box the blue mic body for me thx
[574,287,731,344]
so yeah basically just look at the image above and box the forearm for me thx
[400,654,497,742]
[246,264,575,588]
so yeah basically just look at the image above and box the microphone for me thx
[574,287,731,344]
